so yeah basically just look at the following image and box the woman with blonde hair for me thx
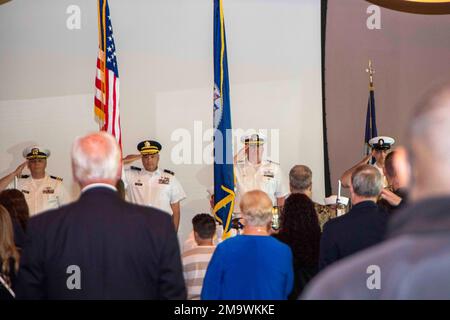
[0,205,20,299]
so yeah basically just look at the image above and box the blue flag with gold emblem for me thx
[212,0,235,239]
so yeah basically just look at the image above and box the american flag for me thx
[94,0,122,148]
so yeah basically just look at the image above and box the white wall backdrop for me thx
[0,0,324,244]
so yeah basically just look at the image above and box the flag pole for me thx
[366,59,375,90]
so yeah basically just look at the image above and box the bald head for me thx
[408,82,450,200]
[72,132,121,187]
[410,83,450,161]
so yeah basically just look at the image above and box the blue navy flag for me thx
[364,82,377,157]
[212,0,235,239]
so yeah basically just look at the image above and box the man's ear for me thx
[349,182,355,196]
[116,161,123,180]
[71,161,79,185]
[193,231,201,243]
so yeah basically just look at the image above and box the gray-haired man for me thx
[318,165,389,271]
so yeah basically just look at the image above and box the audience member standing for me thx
[0,189,30,249]
[319,165,389,270]
[274,193,321,298]
[0,205,20,300]
[15,132,186,299]
[288,165,336,230]
[378,150,409,213]
[303,82,450,299]
[201,190,293,300]
[183,214,216,300]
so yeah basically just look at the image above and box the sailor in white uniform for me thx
[0,146,66,216]
[340,135,395,189]
[368,136,396,188]
[234,134,288,209]
[122,140,186,232]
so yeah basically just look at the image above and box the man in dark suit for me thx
[14,132,186,299]
[319,164,389,270]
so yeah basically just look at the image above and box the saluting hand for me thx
[14,162,27,177]
[234,145,248,163]
[123,154,141,164]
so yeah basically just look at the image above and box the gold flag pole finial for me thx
[366,59,375,89]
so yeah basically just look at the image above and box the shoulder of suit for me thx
[163,169,175,176]
[323,211,347,229]
[50,175,63,182]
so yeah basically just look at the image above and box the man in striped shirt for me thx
[182,214,216,300]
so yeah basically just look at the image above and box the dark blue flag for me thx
[364,83,378,157]
[212,0,235,239]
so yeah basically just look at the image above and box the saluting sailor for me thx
[122,140,186,232]
[0,146,67,216]
[341,135,395,189]
[368,136,395,187]
[234,134,288,209]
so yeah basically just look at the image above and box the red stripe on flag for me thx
[94,97,103,108]
[112,75,117,138]
[95,78,103,90]
[104,68,110,132]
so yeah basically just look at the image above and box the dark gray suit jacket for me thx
[303,197,450,299]
[15,186,186,299]
[319,201,389,270]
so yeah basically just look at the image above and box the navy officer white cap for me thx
[22,146,51,160]
[368,136,395,150]
[240,132,266,146]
